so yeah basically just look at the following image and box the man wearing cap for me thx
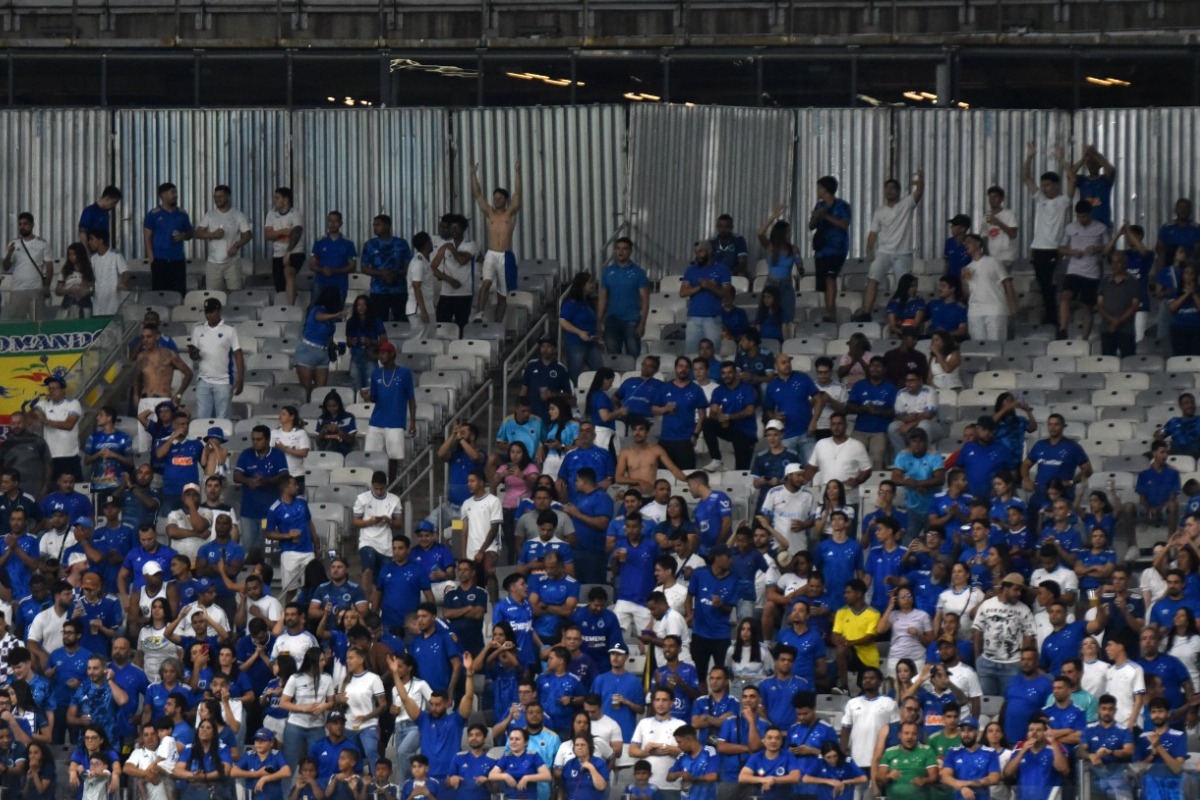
[187,297,244,420]
[410,519,457,602]
[944,214,972,282]
[364,341,417,476]
[757,462,815,556]
[165,482,211,563]
[971,573,1036,696]
[75,570,122,657]
[0,414,52,497]
[234,424,291,555]
[232,727,291,798]
[118,525,178,615]
[941,715,1002,800]
[33,374,83,481]
[750,420,802,513]
[521,337,572,425]
[134,324,193,452]
[309,711,363,786]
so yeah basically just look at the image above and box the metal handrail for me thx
[500,313,551,417]
[389,437,437,538]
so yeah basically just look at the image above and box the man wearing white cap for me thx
[750,419,801,512]
[165,482,211,563]
[756,463,815,553]
[131,559,169,641]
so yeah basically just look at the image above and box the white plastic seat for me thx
[170,306,206,324]
[1167,356,1200,372]
[261,306,304,324]
[1032,355,1075,373]
[1105,372,1151,391]
[838,321,881,340]
[1046,404,1096,424]
[401,338,447,356]
[1169,455,1197,472]
[187,417,233,439]
[1087,420,1135,441]
[1084,439,1120,458]
[659,275,682,295]
[1046,340,1090,358]
[184,289,228,307]
[971,371,1021,391]
[1075,355,1119,374]
[1024,372,1062,391]
[1092,389,1138,407]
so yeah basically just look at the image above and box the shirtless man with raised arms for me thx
[614,416,687,495]
[470,160,522,324]
[133,324,192,450]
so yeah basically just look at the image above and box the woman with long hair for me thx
[279,647,334,772]
[886,658,918,700]
[215,644,255,707]
[1079,637,1107,698]
[928,329,962,391]
[876,584,932,677]
[885,273,926,338]
[56,242,95,319]
[493,440,539,564]
[983,722,1014,800]
[68,724,120,799]
[271,405,310,491]
[586,367,624,451]
[934,562,985,633]
[345,293,386,394]
[23,740,55,800]
[560,734,610,800]
[1075,527,1116,597]
[927,274,967,340]
[756,285,785,342]
[260,653,297,739]
[294,286,348,400]
[137,597,180,682]
[661,495,698,547]
[7,680,49,743]
[1166,607,1200,688]
[728,618,773,695]
[538,397,579,479]
[560,270,604,381]
[316,390,357,455]
[982,544,1012,595]
[196,696,239,748]
[989,470,1025,531]
[387,651,430,783]
[1081,490,1116,548]
[758,206,799,338]
[812,479,855,537]
[174,717,233,799]
[553,710,614,770]
[337,646,387,774]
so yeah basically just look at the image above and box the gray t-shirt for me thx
[1098,276,1140,334]
[514,507,575,541]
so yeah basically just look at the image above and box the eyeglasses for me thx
[896,594,913,600]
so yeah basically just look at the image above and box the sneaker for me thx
[701,459,723,472]
[822,314,837,324]
[1055,328,1068,340]
[851,311,872,322]
[470,312,484,323]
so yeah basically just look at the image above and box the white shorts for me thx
[482,250,508,295]
[280,550,315,594]
[136,396,172,453]
[613,599,653,640]
[868,252,914,285]
[365,425,407,460]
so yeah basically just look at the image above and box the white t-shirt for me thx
[1030,192,1071,250]
[391,677,431,723]
[963,256,1011,317]
[191,321,241,384]
[128,747,170,800]
[90,249,129,316]
[166,509,212,563]
[343,670,386,731]
[1167,634,1200,688]
[265,207,304,257]
[407,252,438,317]
[1102,661,1145,728]
[271,629,319,663]
[841,694,897,767]
[436,239,477,298]
[978,208,1018,264]
[7,236,50,290]
[271,428,311,477]
[462,491,503,555]
[760,485,816,553]
[1060,220,1111,280]
[894,386,939,419]
[630,716,685,788]
[945,662,983,715]
[652,607,691,666]
[816,381,848,430]
[554,735,613,766]
[27,605,69,653]
[1082,658,1107,699]
[642,501,668,525]
[807,437,872,498]
[353,490,404,556]
[137,623,178,683]
[1029,565,1079,606]
[247,594,283,634]
[176,600,230,639]
[198,206,252,264]
[656,582,688,617]
[936,586,984,621]
[869,194,918,254]
[283,672,335,728]
[36,396,82,458]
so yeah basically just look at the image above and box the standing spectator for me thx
[1108,223,1154,343]
[629,689,686,792]
[687,545,738,681]
[652,357,708,471]
[971,575,1035,696]
[1020,413,1092,515]
[34,375,83,481]
[187,298,244,420]
[979,185,1020,266]
[892,429,945,539]
[887,372,943,457]
[846,357,897,470]
[194,184,252,292]
[757,207,801,338]
[711,213,749,277]
[681,241,731,354]
[86,229,133,316]
[1068,144,1117,228]
[233,425,289,555]
[78,185,122,247]
[309,210,357,306]
[559,271,603,382]
[956,416,1009,500]
[943,215,972,282]
[803,413,872,501]
[1155,198,1198,266]
[521,337,572,425]
[343,295,385,398]
[1102,638,1145,730]
[2,212,53,321]
[1154,392,1200,459]
[1001,718,1069,800]
[856,172,923,321]
[462,470,503,596]
[55,241,94,318]
[1001,648,1053,746]
[1057,200,1111,340]
[363,342,417,478]
[0,413,51,496]
[840,668,896,773]
[142,182,192,296]
[763,353,824,464]
[352,471,404,592]
[469,160,522,323]
[431,214,477,335]
[962,234,1018,342]
[264,186,304,306]
[359,213,412,322]
[293,287,346,401]
[1021,142,1071,327]
[597,237,649,358]
[809,176,851,323]
[1096,250,1140,358]
[1078,695,1134,799]
[407,232,436,336]
[265,475,318,597]
[1166,263,1200,356]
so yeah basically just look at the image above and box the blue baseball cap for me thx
[73,516,94,528]
[959,716,980,729]
[416,520,437,533]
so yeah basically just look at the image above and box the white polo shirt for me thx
[1102,660,1145,728]
[461,491,503,555]
[894,386,939,419]
[36,396,82,458]
[353,489,403,555]
[630,715,686,788]
[191,321,241,385]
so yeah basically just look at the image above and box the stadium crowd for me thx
[0,141,1198,800]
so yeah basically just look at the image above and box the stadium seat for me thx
[1077,355,1120,374]
[261,306,304,324]
[1046,340,1090,358]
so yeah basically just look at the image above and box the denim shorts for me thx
[293,340,329,369]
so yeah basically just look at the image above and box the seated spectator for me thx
[754,286,785,343]
[836,333,874,389]
[882,328,929,388]
[926,275,968,340]
[831,579,879,691]
[884,274,926,338]
[887,371,943,457]
[734,329,775,391]
[927,330,962,392]
[1154,392,1200,459]
[315,390,357,455]
[1137,441,1182,535]
[720,285,751,342]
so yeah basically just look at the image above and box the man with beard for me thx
[940,715,1001,800]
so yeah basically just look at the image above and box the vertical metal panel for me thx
[1073,108,1200,240]
[292,109,450,260]
[793,108,892,259]
[114,109,291,262]
[627,104,794,279]
[0,109,110,260]
[453,105,626,278]
[892,109,1072,260]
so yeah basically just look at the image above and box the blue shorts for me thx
[293,341,329,369]
[359,546,388,575]
[505,250,518,293]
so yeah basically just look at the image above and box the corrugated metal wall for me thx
[453,106,625,277]
[292,109,450,257]
[114,109,291,261]
[1073,108,1200,234]
[627,104,795,279]
[892,109,1072,261]
[0,110,110,260]
[793,108,892,259]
